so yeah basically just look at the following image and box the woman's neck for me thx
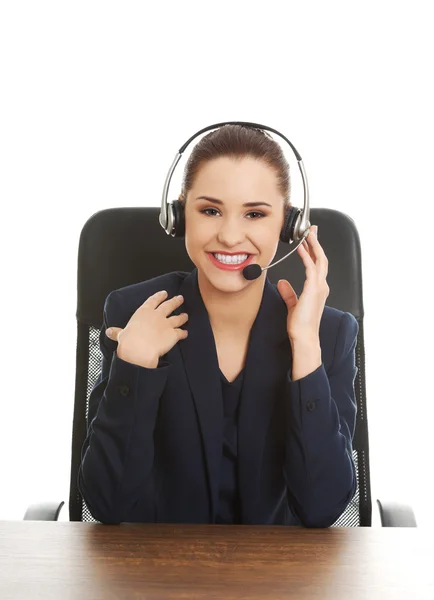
[197,271,266,335]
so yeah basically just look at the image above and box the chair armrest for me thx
[376,499,417,527]
[23,501,65,521]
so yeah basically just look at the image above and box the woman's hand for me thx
[277,225,329,343]
[105,291,189,369]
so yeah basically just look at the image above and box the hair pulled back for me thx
[178,124,292,212]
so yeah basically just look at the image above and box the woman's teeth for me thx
[213,253,248,265]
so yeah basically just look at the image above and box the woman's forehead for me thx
[190,157,282,203]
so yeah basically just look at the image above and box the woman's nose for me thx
[216,218,246,247]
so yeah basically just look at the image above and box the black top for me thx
[215,368,244,524]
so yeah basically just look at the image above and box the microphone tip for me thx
[242,263,262,280]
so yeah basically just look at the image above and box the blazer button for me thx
[306,400,317,412]
[118,385,130,397]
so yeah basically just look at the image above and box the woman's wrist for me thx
[116,346,159,369]
[290,337,322,381]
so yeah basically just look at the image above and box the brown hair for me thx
[178,124,292,212]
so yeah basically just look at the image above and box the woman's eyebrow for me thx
[195,195,272,208]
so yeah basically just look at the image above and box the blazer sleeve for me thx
[77,290,171,524]
[283,311,359,528]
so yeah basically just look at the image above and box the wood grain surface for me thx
[0,521,433,599]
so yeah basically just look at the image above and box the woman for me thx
[78,124,358,527]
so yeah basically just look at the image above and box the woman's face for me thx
[184,156,286,294]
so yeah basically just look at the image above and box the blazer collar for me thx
[176,268,292,523]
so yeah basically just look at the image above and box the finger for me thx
[301,226,317,261]
[106,326,123,341]
[167,312,189,328]
[158,294,185,317]
[277,280,298,310]
[302,238,314,261]
[306,226,328,276]
[144,290,169,309]
[299,229,328,278]
[176,328,189,340]
[298,237,317,276]
[277,279,297,303]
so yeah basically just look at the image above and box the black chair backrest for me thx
[71,207,371,525]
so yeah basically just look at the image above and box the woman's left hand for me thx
[277,225,330,343]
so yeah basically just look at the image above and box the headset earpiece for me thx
[280,207,302,244]
[169,200,185,238]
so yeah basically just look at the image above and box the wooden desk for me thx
[0,521,433,599]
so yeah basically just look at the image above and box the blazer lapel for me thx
[238,279,292,523]
[176,270,224,522]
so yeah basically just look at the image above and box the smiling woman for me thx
[79,123,359,529]
[183,155,284,300]
[178,126,292,297]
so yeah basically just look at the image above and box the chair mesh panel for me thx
[79,323,367,526]
[332,451,359,526]
[81,325,102,522]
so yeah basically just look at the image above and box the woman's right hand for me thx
[105,290,188,369]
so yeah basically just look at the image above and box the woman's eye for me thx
[199,208,266,219]
[246,211,265,219]
[201,208,220,217]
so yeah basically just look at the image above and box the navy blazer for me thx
[78,268,359,527]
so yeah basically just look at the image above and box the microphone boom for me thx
[242,233,309,281]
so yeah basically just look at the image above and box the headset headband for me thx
[159,120,310,238]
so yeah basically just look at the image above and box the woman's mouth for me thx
[207,252,254,271]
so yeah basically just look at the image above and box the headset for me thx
[159,121,311,280]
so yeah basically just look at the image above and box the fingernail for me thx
[106,328,112,336]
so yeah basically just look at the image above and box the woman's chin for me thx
[199,264,252,293]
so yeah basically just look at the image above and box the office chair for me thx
[24,207,416,527]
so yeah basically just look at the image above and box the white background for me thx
[1,1,433,526]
